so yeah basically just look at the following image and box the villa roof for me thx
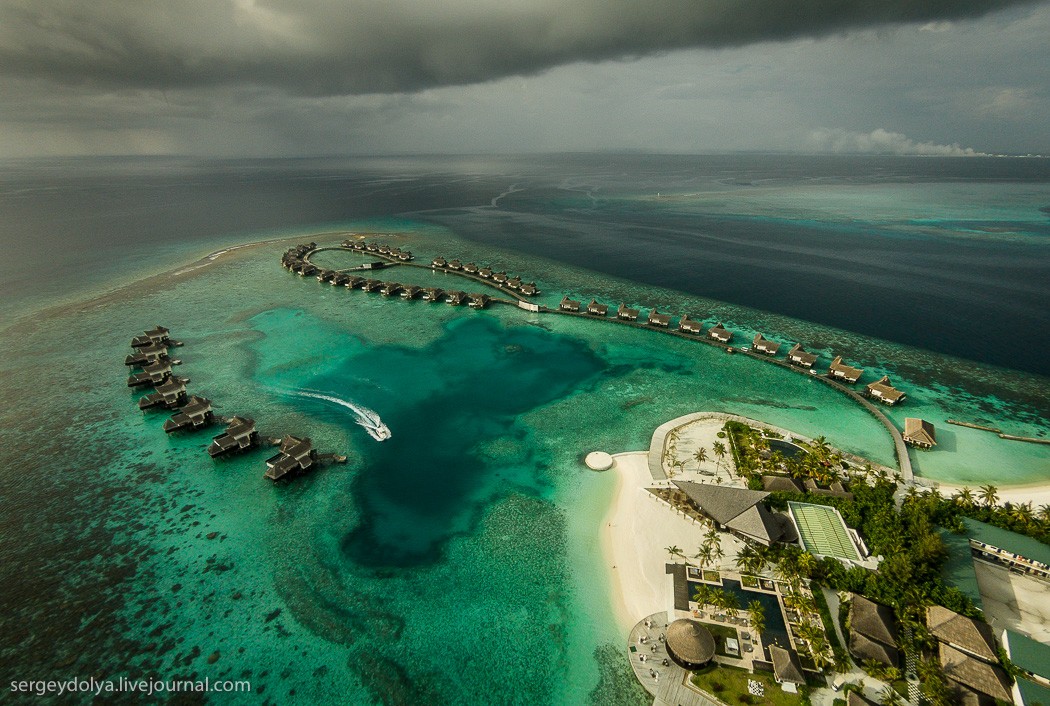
[648,310,671,326]
[939,643,1012,703]
[708,322,731,341]
[850,595,898,647]
[617,303,639,318]
[586,300,608,315]
[763,475,805,493]
[672,481,770,525]
[666,619,715,665]
[788,343,818,366]
[904,418,937,446]
[752,333,782,353]
[679,316,703,333]
[829,356,864,380]
[560,296,581,310]
[927,606,998,662]
[770,645,806,684]
[847,693,880,706]
[725,504,793,546]
[866,376,905,402]
[849,631,899,667]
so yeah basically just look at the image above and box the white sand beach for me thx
[933,480,1050,509]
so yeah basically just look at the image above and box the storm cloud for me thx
[0,0,1039,95]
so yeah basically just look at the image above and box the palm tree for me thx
[953,486,975,508]
[878,685,904,706]
[692,584,712,608]
[797,551,817,578]
[665,545,685,562]
[1037,504,1050,523]
[693,446,709,471]
[712,441,727,472]
[735,544,766,576]
[748,600,765,637]
[1009,501,1034,526]
[979,484,999,508]
[694,544,714,570]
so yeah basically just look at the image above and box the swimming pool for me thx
[767,438,805,459]
[689,579,791,659]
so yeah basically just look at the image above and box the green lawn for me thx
[691,664,803,706]
[707,623,740,657]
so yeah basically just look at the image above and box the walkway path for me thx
[628,612,731,706]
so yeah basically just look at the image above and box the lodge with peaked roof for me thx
[468,293,490,309]
[769,645,806,685]
[787,343,818,368]
[617,303,639,321]
[828,356,864,383]
[125,342,169,367]
[866,376,905,405]
[671,481,795,546]
[445,290,466,306]
[422,287,444,302]
[560,296,581,312]
[647,309,671,327]
[518,282,538,296]
[127,359,173,388]
[678,315,702,334]
[939,643,1012,704]
[163,396,214,433]
[903,418,937,448]
[707,322,731,343]
[752,333,781,355]
[208,417,258,458]
[586,300,608,316]
[431,256,447,268]
[265,435,317,481]
[401,285,422,299]
[138,378,187,411]
[131,325,171,348]
[847,595,899,667]
[927,606,998,663]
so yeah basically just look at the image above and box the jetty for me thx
[998,434,1050,445]
[946,419,1002,434]
[265,435,318,481]
[163,396,215,433]
[208,417,258,457]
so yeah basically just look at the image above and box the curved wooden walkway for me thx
[295,243,913,482]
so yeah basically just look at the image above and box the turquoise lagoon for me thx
[0,218,1047,704]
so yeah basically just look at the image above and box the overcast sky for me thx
[1,0,1047,157]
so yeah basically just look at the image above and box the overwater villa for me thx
[463,262,479,274]
[678,315,702,334]
[377,245,391,255]
[130,325,171,348]
[365,243,380,252]
[492,271,508,284]
[903,418,937,448]
[344,240,366,251]
[125,342,169,367]
[127,359,173,388]
[316,269,336,283]
[380,282,403,296]
[560,296,582,312]
[587,300,609,316]
[866,376,905,405]
[431,256,448,268]
[468,293,490,309]
[617,303,640,321]
[265,435,317,481]
[346,276,366,288]
[401,285,422,299]
[708,322,732,343]
[647,309,671,327]
[361,279,383,292]
[518,282,539,296]
[208,416,258,458]
[828,356,864,383]
[138,378,188,410]
[447,259,463,270]
[422,287,444,302]
[332,273,351,286]
[163,396,214,433]
[478,267,494,279]
[446,290,466,306]
[505,276,523,290]
[752,333,781,355]
[787,343,818,368]
[299,263,318,277]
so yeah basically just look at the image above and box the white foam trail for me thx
[294,389,391,441]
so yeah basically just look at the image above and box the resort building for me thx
[559,296,581,312]
[138,378,187,411]
[361,279,382,292]
[478,267,493,279]
[518,282,539,296]
[463,262,479,274]
[927,606,999,663]
[903,418,937,448]
[492,272,508,284]
[422,287,444,302]
[125,342,169,367]
[617,304,640,321]
[445,291,466,306]
[468,293,490,309]
[447,259,463,270]
[787,343,818,368]
[828,356,864,383]
[586,300,608,316]
[1002,630,1050,706]
[769,645,806,687]
[505,276,523,290]
[332,273,351,287]
[707,322,732,343]
[964,518,1050,581]
[431,257,447,268]
[163,396,214,433]
[671,481,795,546]
[647,309,671,327]
[847,693,880,706]
[127,359,173,388]
[664,619,715,670]
[401,285,422,299]
[346,276,365,289]
[847,595,899,667]
[130,325,171,348]
[751,334,781,355]
[678,316,702,334]
[299,264,318,277]
[787,502,868,565]
[265,436,317,481]
[316,269,335,282]
[208,417,258,458]
[380,282,403,296]
[866,376,905,405]
[938,643,1012,704]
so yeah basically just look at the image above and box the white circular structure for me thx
[585,451,614,471]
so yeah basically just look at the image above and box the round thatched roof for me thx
[666,619,715,666]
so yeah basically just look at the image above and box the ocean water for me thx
[0,155,1048,704]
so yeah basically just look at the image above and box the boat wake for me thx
[295,389,391,441]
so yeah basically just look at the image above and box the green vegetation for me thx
[691,664,804,706]
[811,588,841,651]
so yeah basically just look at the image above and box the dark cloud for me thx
[0,0,1039,95]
